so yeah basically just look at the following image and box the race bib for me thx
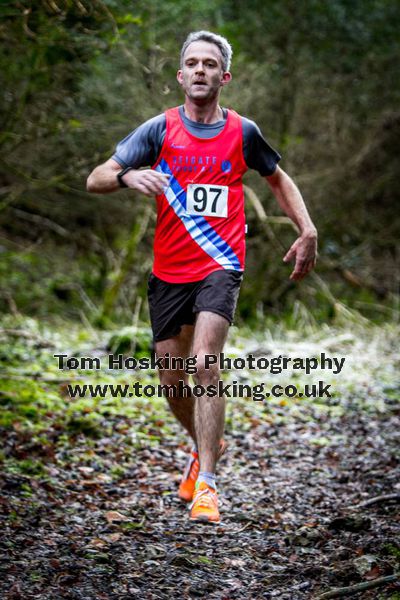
[186,184,228,218]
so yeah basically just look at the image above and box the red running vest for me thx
[152,106,248,283]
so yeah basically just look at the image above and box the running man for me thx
[86,31,317,524]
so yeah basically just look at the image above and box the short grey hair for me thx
[180,31,233,72]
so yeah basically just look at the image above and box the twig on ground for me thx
[315,575,398,599]
[229,521,253,534]
[348,493,400,509]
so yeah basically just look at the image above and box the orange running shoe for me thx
[189,482,220,524]
[178,440,227,502]
[178,449,199,502]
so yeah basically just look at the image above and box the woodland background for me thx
[1,0,399,325]
[0,2,399,599]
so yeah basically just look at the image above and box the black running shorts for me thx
[148,270,243,342]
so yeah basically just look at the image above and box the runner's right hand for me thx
[123,169,170,196]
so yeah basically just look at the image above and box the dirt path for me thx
[1,396,399,599]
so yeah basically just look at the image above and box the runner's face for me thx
[177,41,231,102]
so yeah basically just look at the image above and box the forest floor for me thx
[0,314,399,599]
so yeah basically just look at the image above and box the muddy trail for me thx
[1,397,399,599]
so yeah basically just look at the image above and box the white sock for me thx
[198,471,216,490]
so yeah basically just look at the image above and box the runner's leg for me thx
[155,324,196,442]
[192,311,229,474]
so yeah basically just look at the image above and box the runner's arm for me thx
[86,158,169,196]
[86,114,167,195]
[265,165,317,281]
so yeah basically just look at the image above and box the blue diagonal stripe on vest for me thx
[155,159,241,271]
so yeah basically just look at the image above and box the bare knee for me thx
[159,369,187,386]
[193,353,220,386]
[158,369,190,399]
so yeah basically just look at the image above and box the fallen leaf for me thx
[105,511,129,524]
[365,565,382,580]
[88,537,107,548]
[105,533,122,542]
[78,466,94,475]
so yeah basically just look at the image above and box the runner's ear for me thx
[221,72,232,86]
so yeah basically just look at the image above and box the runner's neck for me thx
[182,99,223,124]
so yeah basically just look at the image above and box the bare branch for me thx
[348,493,400,509]
[315,575,398,599]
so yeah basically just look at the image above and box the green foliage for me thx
[65,414,103,437]
[0,377,58,428]
[0,0,399,321]
[384,543,400,564]
[107,326,152,355]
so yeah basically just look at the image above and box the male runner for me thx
[87,31,317,524]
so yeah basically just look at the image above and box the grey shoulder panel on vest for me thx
[112,113,167,168]
[241,116,281,176]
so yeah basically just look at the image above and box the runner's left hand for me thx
[283,232,317,281]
